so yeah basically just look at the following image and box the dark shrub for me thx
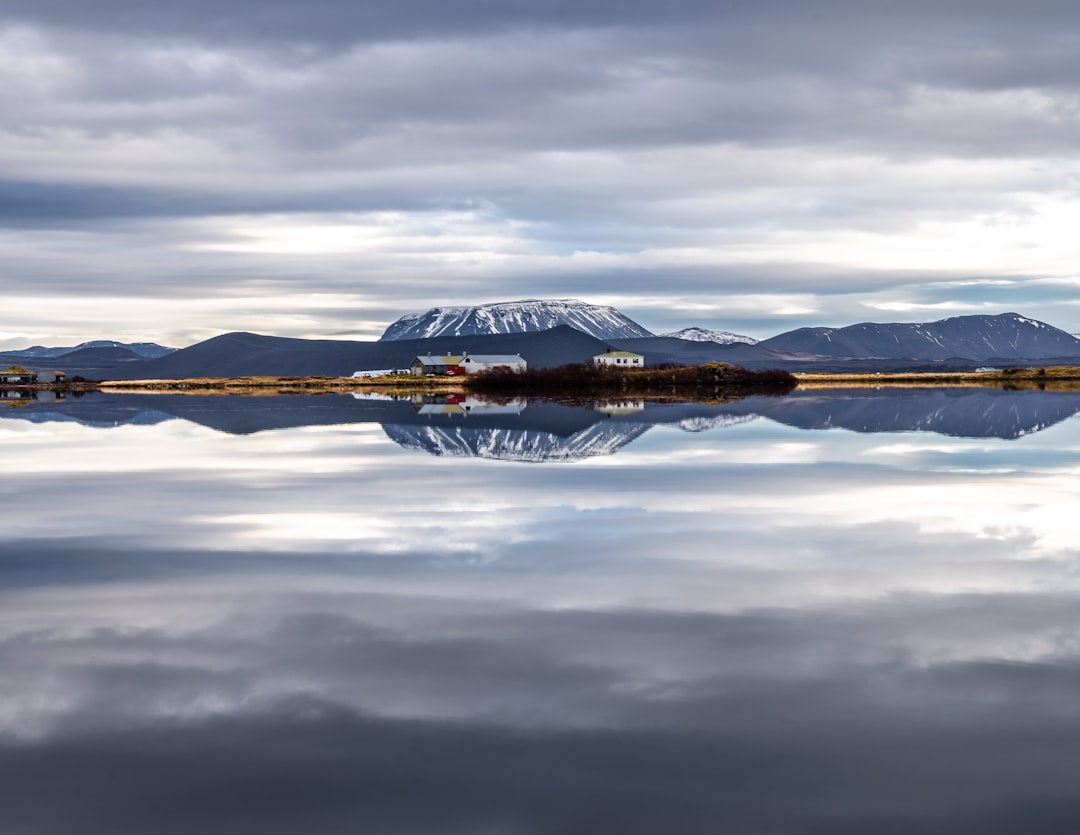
[465,362,796,397]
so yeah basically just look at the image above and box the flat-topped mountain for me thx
[759,312,1080,360]
[380,299,653,342]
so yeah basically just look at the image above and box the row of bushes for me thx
[464,362,796,396]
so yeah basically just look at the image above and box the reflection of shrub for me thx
[465,362,796,396]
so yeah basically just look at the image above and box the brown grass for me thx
[97,375,466,396]
[795,366,1080,391]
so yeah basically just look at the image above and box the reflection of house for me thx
[461,354,526,374]
[411,354,527,376]
[0,365,37,384]
[411,392,467,414]
[0,389,36,401]
[593,350,644,368]
[410,393,527,415]
[593,400,645,416]
[410,355,465,376]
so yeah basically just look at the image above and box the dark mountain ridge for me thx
[6,340,175,359]
[13,310,1080,381]
[760,312,1080,360]
[104,326,612,380]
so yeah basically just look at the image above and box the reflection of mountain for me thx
[3,387,1079,454]
[677,414,758,433]
[384,421,651,462]
[727,387,1080,440]
[383,396,728,461]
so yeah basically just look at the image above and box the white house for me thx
[461,354,527,374]
[593,350,644,368]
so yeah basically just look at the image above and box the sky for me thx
[3,0,1080,349]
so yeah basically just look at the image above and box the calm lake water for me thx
[4,387,1080,833]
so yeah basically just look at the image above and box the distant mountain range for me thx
[380,299,653,341]
[659,327,758,345]
[5,304,1080,381]
[6,340,175,359]
[759,312,1080,360]
[101,326,611,380]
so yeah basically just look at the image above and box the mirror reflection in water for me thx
[3,387,1080,831]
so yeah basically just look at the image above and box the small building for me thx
[0,365,37,384]
[410,355,465,376]
[461,353,527,374]
[37,371,66,384]
[593,350,644,368]
[410,354,527,376]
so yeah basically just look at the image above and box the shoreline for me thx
[95,375,466,395]
[793,366,1080,391]
[6,365,1080,397]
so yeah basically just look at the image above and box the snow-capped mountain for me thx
[379,299,653,342]
[8,340,176,359]
[759,313,1080,360]
[661,327,759,345]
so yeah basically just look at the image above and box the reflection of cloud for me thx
[8,573,1080,831]
[4,398,1080,828]
[6,569,1080,737]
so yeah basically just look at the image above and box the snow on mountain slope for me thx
[677,414,758,432]
[759,313,1080,360]
[380,299,653,341]
[9,340,175,359]
[660,327,759,345]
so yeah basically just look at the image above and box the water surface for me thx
[3,388,1080,833]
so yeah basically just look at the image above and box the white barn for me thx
[593,350,644,368]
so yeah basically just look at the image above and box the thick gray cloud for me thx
[2,0,1080,344]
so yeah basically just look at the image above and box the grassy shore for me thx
[0,381,101,394]
[21,364,1080,397]
[794,366,1080,391]
[97,375,466,396]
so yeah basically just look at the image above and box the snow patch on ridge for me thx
[661,327,759,345]
[678,414,758,432]
[380,299,654,342]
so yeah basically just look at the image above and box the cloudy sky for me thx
[3,0,1080,348]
